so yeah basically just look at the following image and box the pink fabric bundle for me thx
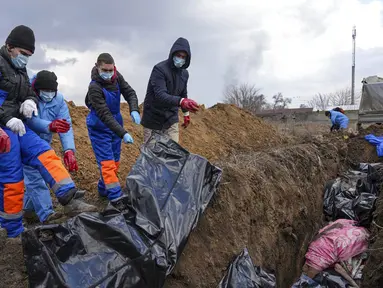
[305,219,369,271]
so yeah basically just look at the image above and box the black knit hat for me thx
[34,70,58,91]
[6,25,35,54]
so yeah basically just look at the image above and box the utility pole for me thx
[351,25,356,105]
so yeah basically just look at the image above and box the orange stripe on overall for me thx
[101,160,119,184]
[38,150,71,183]
[3,181,24,214]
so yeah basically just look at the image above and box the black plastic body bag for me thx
[218,248,276,288]
[22,133,222,288]
[323,163,382,227]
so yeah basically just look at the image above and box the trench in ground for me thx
[165,138,349,288]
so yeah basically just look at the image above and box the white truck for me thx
[358,75,383,129]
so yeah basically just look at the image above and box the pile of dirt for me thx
[54,103,284,204]
[346,124,383,164]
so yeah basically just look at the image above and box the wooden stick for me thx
[334,263,359,288]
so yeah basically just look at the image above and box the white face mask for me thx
[12,53,29,69]
[39,91,56,102]
[173,56,185,68]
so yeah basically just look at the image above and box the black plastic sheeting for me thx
[323,163,383,227]
[22,133,222,288]
[218,248,276,288]
[292,270,348,287]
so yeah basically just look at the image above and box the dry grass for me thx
[270,121,329,139]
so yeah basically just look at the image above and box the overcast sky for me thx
[3,0,383,107]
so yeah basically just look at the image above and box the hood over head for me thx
[168,37,191,69]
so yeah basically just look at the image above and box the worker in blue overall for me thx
[0,25,97,239]
[23,70,79,223]
[85,53,140,201]
[325,110,349,131]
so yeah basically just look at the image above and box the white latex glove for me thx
[6,118,26,136]
[20,99,38,118]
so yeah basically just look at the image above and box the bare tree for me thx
[308,87,362,110]
[329,87,352,106]
[300,104,308,108]
[307,93,330,110]
[223,83,269,113]
[272,92,292,109]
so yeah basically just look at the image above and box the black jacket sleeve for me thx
[0,65,14,125]
[117,71,139,113]
[87,82,127,139]
[180,70,189,114]
[21,74,39,107]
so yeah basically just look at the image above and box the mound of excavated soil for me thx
[346,125,383,165]
[55,103,284,204]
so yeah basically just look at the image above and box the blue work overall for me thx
[86,82,123,200]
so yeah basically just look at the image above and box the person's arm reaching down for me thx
[330,113,337,126]
[57,97,75,152]
[180,71,189,114]
[117,71,141,124]
[180,76,191,128]
[117,71,139,112]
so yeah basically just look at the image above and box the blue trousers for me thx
[23,165,54,222]
[87,126,122,200]
[0,126,75,237]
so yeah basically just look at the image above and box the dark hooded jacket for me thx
[141,37,190,130]
[85,66,139,138]
[0,45,37,126]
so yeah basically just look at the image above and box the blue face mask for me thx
[173,56,186,68]
[39,91,56,102]
[12,53,29,69]
[99,70,113,80]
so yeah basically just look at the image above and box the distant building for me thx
[256,107,314,121]
[323,105,359,112]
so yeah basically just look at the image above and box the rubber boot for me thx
[5,227,26,245]
[63,196,98,217]
[74,190,86,199]
[43,212,64,224]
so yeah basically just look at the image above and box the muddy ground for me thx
[0,104,382,287]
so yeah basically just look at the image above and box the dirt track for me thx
[0,104,382,287]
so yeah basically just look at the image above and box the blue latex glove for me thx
[123,133,134,144]
[130,111,141,124]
